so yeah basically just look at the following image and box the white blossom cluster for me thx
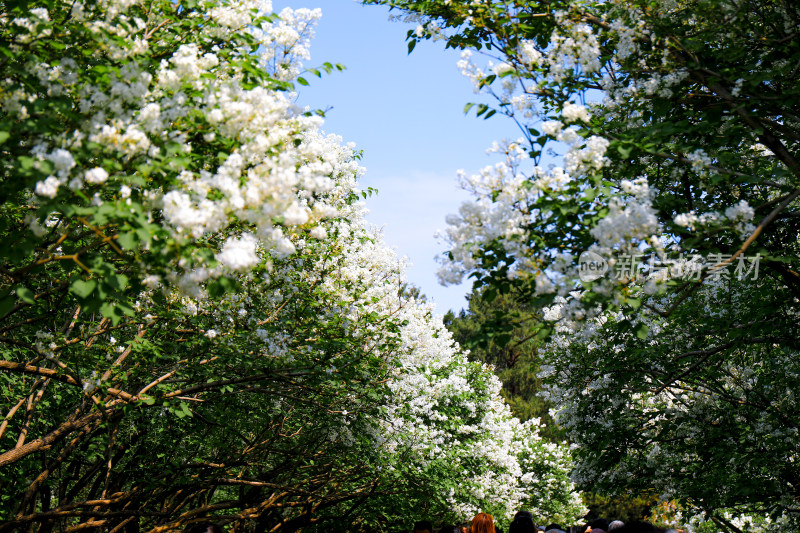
[674,199,756,238]
[432,0,777,329]
[382,304,584,521]
[544,19,602,81]
[436,142,657,320]
[436,18,650,303]
[6,0,337,296]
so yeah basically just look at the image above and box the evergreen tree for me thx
[444,290,561,441]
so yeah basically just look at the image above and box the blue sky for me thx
[276,0,515,313]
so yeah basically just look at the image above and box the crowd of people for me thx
[179,511,685,532]
[412,513,685,533]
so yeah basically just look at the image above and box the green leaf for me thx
[71,279,97,298]
[297,77,309,86]
[16,286,35,304]
[18,156,35,170]
[634,323,649,340]
[107,274,129,291]
[100,302,124,325]
[117,231,137,250]
[0,132,9,145]
[174,401,193,419]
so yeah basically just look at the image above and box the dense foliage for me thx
[364,0,800,530]
[0,0,585,531]
[443,292,559,439]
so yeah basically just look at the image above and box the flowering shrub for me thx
[364,0,800,530]
[0,0,583,530]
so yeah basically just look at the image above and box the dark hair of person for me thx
[183,523,223,533]
[610,521,664,533]
[415,520,434,532]
[509,510,537,533]
[439,525,460,533]
[589,519,610,531]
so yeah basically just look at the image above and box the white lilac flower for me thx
[562,102,591,122]
[47,148,76,175]
[541,120,563,136]
[309,226,327,239]
[35,176,61,198]
[84,167,109,184]
[725,200,754,221]
[217,233,260,271]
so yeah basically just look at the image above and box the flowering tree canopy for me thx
[0,0,585,530]
[364,0,800,530]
